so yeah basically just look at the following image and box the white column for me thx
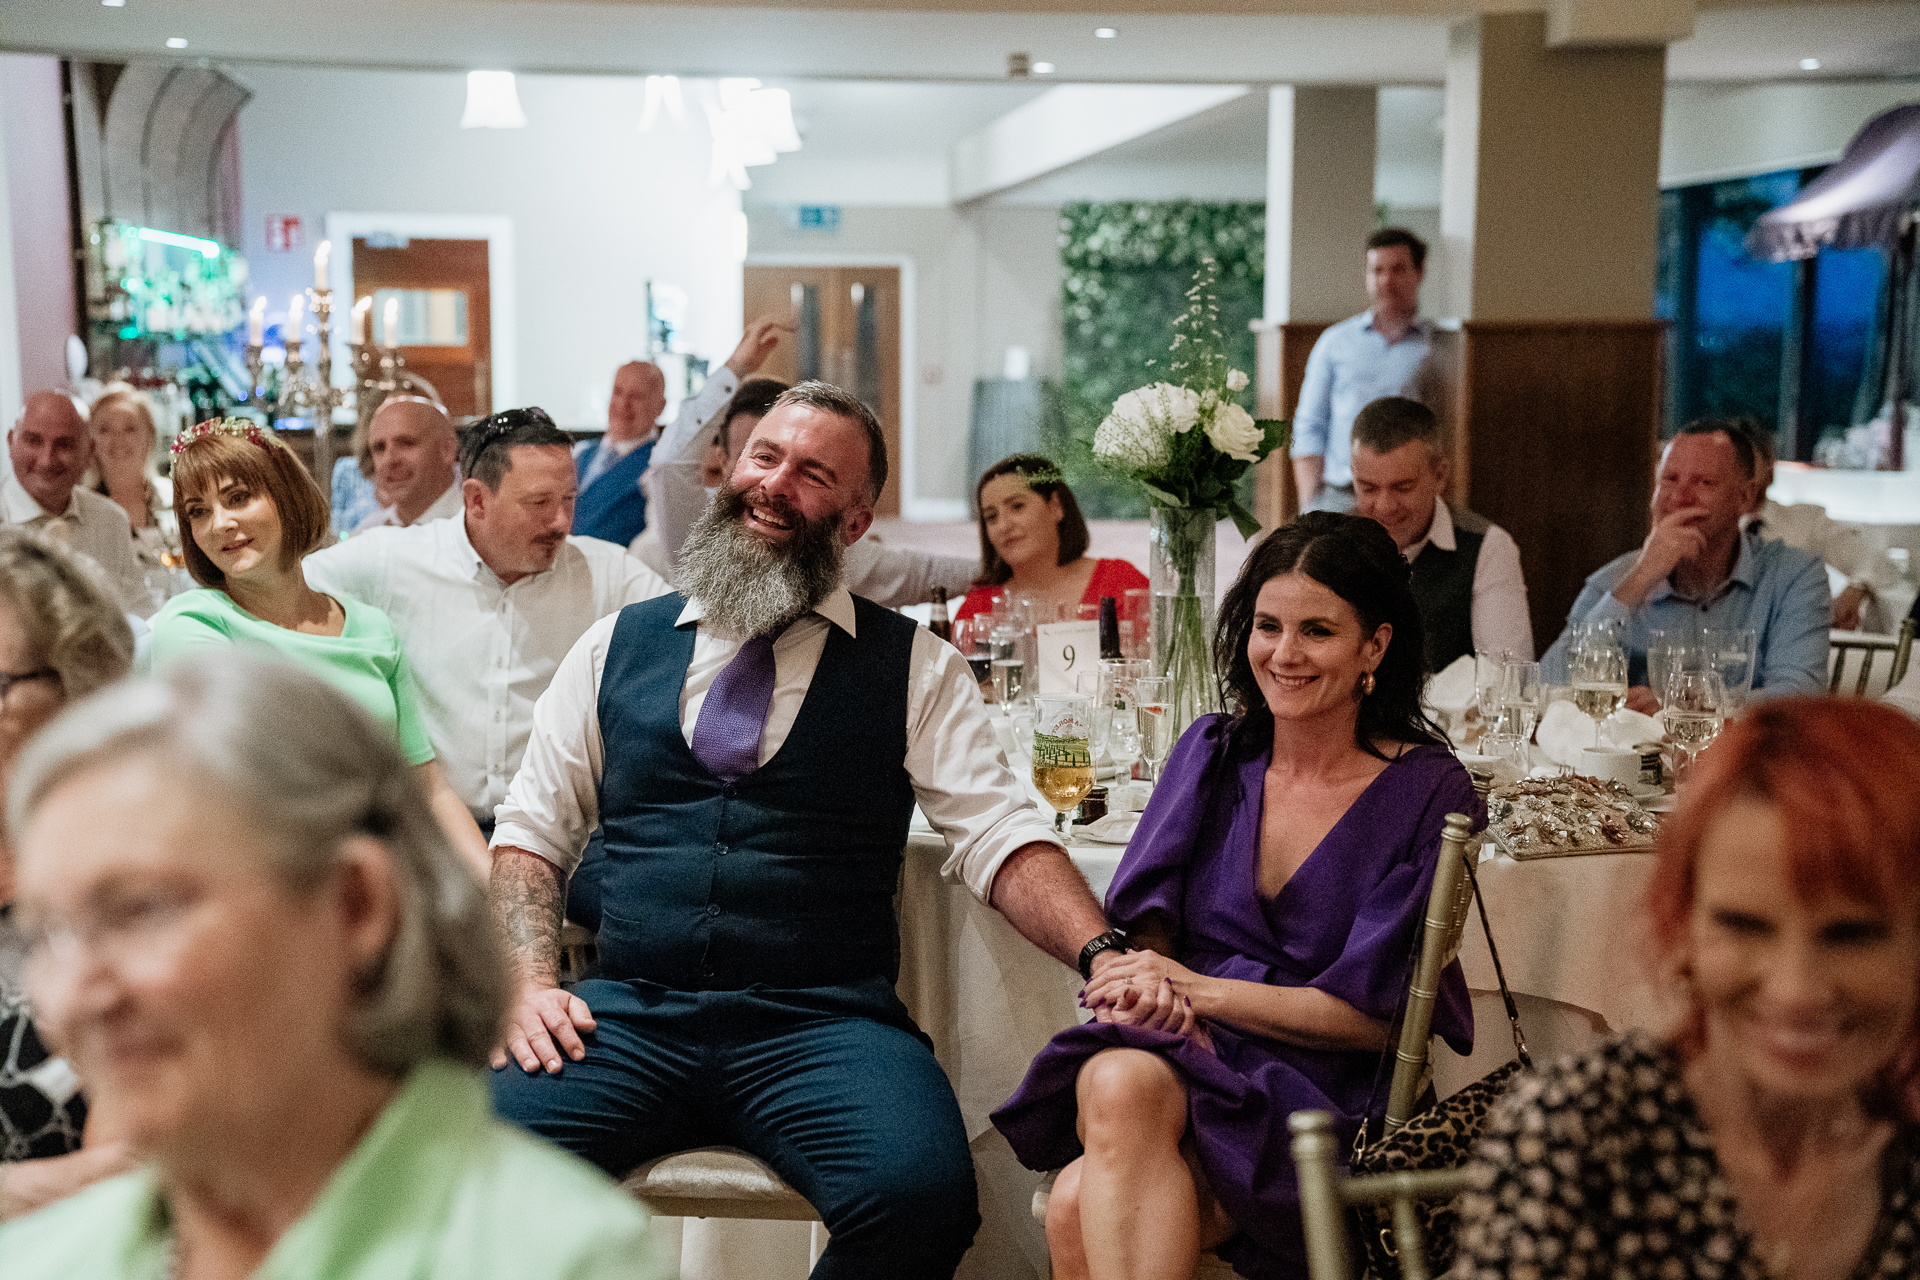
[1263,86,1378,323]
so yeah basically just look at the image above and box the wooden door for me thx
[349,238,491,419]
[742,265,901,517]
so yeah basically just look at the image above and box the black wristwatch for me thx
[1077,928,1132,980]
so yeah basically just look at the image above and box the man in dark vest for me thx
[488,381,1129,1278]
[1351,396,1534,670]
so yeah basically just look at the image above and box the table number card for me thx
[1035,621,1101,694]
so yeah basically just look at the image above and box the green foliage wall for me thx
[1055,201,1266,518]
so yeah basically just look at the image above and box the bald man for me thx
[353,396,463,533]
[3,391,144,611]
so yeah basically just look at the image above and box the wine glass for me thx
[1663,669,1726,784]
[1499,660,1544,744]
[1569,638,1628,748]
[1099,659,1150,771]
[954,618,993,692]
[1134,676,1176,785]
[1031,694,1097,837]
[1474,650,1510,730]
[1075,672,1114,764]
[1645,629,1691,711]
[1704,626,1757,717]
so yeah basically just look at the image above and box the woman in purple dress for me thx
[992,512,1478,1280]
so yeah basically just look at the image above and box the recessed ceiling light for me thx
[101,0,126,7]
[1033,62,1056,74]
[1094,27,1117,38]
[165,36,188,48]
[1799,57,1821,70]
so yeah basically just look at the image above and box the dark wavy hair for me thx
[1213,511,1445,760]
[975,454,1090,585]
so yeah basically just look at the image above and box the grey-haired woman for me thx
[0,654,667,1278]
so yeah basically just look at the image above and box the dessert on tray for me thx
[1487,774,1660,860]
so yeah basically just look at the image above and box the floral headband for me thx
[172,416,271,455]
[1011,461,1064,489]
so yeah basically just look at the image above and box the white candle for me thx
[383,297,399,349]
[352,296,371,345]
[248,296,266,345]
[287,294,304,350]
[313,240,331,290]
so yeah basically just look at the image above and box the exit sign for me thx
[265,216,304,252]
[797,205,840,233]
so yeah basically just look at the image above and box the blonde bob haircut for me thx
[172,427,331,589]
[7,653,509,1073]
[0,529,134,699]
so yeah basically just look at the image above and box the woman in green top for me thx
[0,655,668,1279]
[150,419,488,878]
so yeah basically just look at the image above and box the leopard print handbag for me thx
[1348,857,1530,1278]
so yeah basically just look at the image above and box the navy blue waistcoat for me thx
[593,593,919,994]
[572,438,655,546]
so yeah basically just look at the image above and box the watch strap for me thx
[1077,928,1131,981]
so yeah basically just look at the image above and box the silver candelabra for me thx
[244,286,410,480]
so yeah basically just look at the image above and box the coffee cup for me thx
[1578,746,1642,787]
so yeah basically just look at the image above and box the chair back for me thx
[1382,812,1477,1132]
[1829,617,1915,696]
[1290,1109,1468,1280]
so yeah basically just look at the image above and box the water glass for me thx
[1134,676,1177,785]
[1645,629,1691,708]
[1099,659,1151,766]
[1474,650,1510,725]
[1704,626,1757,715]
[1499,660,1544,743]
[1031,694,1096,836]
[1663,669,1726,784]
[1075,671,1113,761]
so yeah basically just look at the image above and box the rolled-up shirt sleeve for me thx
[1470,525,1535,661]
[903,629,1063,901]
[489,614,616,875]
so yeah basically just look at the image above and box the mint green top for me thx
[150,588,436,766]
[0,1060,668,1279]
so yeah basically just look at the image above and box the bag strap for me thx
[1462,852,1531,1071]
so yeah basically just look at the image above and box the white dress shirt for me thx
[303,519,670,820]
[491,584,1062,902]
[646,373,979,606]
[350,478,463,535]
[1401,498,1535,661]
[0,475,145,614]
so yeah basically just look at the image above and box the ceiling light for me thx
[101,0,126,7]
[165,36,187,48]
[1799,57,1821,70]
[1094,27,1117,38]
[461,70,527,129]
[1033,62,1056,74]
[638,75,685,132]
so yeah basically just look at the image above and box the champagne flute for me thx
[1075,672,1114,764]
[1474,650,1510,729]
[1134,676,1176,785]
[1032,694,1096,836]
[1662,669,1726,784]
[1569,638,1629,749]
[1100,659,1150,771]
[1499,660,1544,744]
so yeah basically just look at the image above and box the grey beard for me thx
[676,486,847,638]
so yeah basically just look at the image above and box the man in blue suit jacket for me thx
[572,361,668,546]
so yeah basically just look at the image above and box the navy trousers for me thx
[491,978,980,1279]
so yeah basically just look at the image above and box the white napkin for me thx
[1424,654,1477,716]
[1536,699,1596,768]
[1077,812,1139,845]
[1599,708,1664,750]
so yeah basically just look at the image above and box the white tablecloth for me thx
[657,830,1122,1280]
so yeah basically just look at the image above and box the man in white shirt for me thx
[488,381,1123,1279]
[1351,396,1534,667]
[649,373,978,606]
[3,392,144,612]
[1737,424,1875,630]
[349,396,463,534]
[305,407,669,828]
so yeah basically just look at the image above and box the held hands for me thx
[492,983,598,1074]
[1080,949,1210,1046]
[725,316,795,379]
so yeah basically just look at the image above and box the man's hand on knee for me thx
[494,984,598,1074]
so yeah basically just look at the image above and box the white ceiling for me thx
[7,1,1917,84]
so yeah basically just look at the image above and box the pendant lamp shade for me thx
[462,71,528,130]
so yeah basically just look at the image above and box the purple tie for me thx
[690,631,781,782]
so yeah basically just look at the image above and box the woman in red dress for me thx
[954,455,1147,624]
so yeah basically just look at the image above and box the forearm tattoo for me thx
[491,851,565,989]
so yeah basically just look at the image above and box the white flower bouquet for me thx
[1092,258,1289,730]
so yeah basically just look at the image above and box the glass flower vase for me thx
[1148,505,1217,739]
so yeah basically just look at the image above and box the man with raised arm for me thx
[488,382,1122,1278]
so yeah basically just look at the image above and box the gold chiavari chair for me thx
[1828,616,1915,696]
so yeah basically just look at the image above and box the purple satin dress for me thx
[991,714,1478,1280]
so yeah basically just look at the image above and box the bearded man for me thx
[487,382,1122,1279]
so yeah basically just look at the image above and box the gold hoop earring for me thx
[1360,671,1376,698]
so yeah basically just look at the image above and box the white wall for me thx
[1660,78,1920,186]
[232,64,742,429]
[0,55,78,424]
[746,202,1061,515]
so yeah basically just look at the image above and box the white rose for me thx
[1153,383,1203,434]
[1226,368,1249,392]
[1205,402,1263,463]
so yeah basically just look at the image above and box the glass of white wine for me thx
[1570,638,1629,748]
[1031,694,1097,837]
[1134,676,1177,785]
[1663,669,1726,784]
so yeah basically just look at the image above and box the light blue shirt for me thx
[1542,533,1831,700]
[1290,311,1438,487]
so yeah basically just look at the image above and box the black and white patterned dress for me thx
[1451,1030,1920,1280]
[0,908,87,1162]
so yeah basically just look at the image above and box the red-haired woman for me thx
[1453,696,1920,1280]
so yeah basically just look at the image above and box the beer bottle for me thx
[928,586,954,643]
